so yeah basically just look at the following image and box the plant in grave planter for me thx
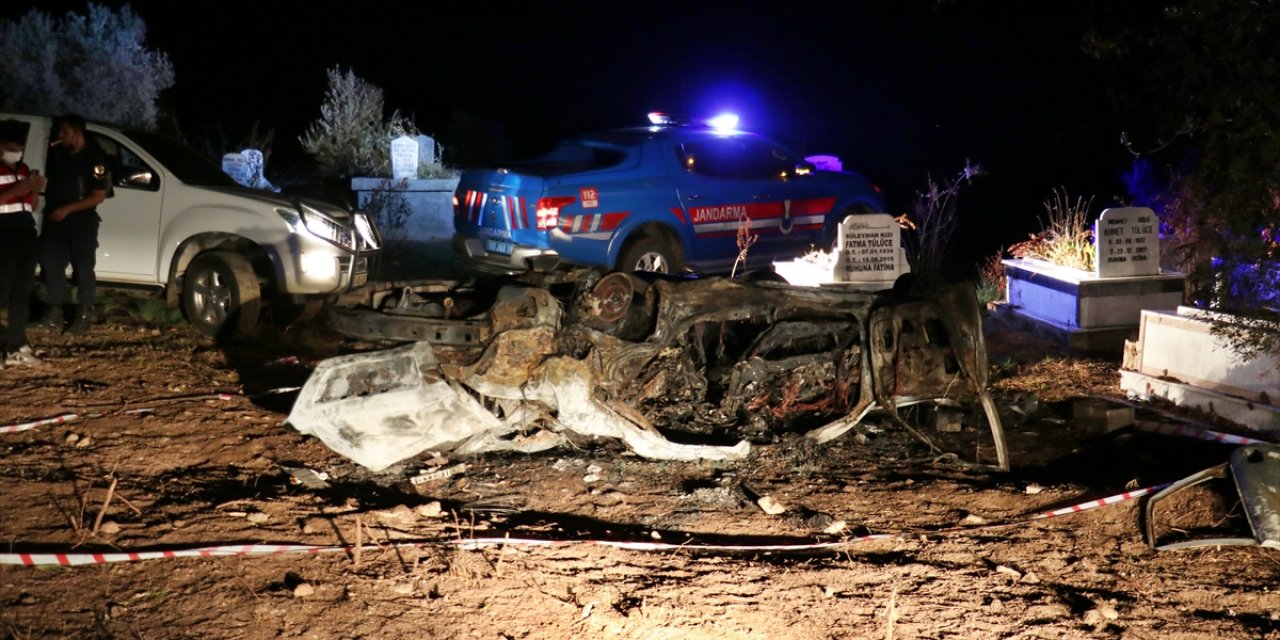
[300,67,460,279]
[998,189,1185,352]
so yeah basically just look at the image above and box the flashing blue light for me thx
[707,113,740,132]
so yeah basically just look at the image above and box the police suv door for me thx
[88,131,162,282]
[671,138,759,273]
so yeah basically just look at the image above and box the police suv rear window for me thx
[513,141,627,176]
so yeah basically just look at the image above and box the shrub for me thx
[300,67,449,180]
[906,160,984,271]
[1008,188,1096,272]
[0,4,174,127]
[975,249,1007,306]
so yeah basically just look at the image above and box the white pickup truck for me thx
[3,114,380,337]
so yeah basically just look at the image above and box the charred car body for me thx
[304,272,1007,472]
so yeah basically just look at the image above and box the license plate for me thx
[352,271,367,287]
[484,240,514,255]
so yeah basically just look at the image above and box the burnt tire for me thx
[182,250,262,338]
[618,237,676,274]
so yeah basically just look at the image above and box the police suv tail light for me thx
[535,196,575,230]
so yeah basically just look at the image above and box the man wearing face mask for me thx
[39,114,109,335]
[0,120,48,365]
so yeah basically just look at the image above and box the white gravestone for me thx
[415,135,436,166]
[834,213,904,284]
[1095,207,1160,278]
[239,148,270,190]
[221,152,250,186]
[390,135,419,180]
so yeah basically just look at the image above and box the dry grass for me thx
[1009,188,1097,272]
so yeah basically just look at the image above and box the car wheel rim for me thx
[635,252,669,273]
[191,269,231,326]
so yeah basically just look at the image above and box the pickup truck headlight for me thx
[352,212,381,251]
[277,205,356,251]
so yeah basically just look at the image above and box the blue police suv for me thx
[452,114,886,275]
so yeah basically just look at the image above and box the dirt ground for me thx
[1,297,1278,640]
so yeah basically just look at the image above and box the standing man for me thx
[0,120,47,365]
[40,114,109,335]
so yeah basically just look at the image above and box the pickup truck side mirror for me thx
[122,169,158,190]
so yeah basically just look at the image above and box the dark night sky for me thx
[6,0,1155,270]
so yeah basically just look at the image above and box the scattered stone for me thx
[1083,608,1111,626]
[757,496,787,515]
[586,463,603,475]
[592,490,625,507]
[98,520,121,535]
[416,501,443,518]
[64,433,80,445]
[1022,571,1041,584]
[171,519,186,529]
[1025,483,1045,495]
[225,511,248,518]
[293,583,315,598]
[1072,399,1134,434]
[18,593,37,605]
[375,505,415,525]
[246,512,270,524]
[822,520,848,535]
[931,409,963,433]
[989,597,1004,612]
[650,530,662,540]
[853,433,869,445]
[995,565,1022,580]
[960,513,988,526]
[582,472,601,483]
[75,436,93,449]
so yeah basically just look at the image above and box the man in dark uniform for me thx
[40,114,109,335]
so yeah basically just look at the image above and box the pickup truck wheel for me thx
[619,237,675,274]
[182,251,262,338]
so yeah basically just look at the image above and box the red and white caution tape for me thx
[1134,420,1269,446]
[1029,483,1171,520]
[0,533,907,567]
[0,413,79,434]
[2,543,341,566]
[0,481,1172,567]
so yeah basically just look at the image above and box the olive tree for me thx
[0,4,174,128]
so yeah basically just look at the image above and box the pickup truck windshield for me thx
[124,131,238,187]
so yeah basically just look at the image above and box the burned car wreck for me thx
[289,271,1008,472]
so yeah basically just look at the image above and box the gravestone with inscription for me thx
[390,135,418,180]
[1095,207,1159,278]
[834,213,903,284]
[221,152,250,186]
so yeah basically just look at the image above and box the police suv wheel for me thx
[619,237,675,274]
[182,251,262,338]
